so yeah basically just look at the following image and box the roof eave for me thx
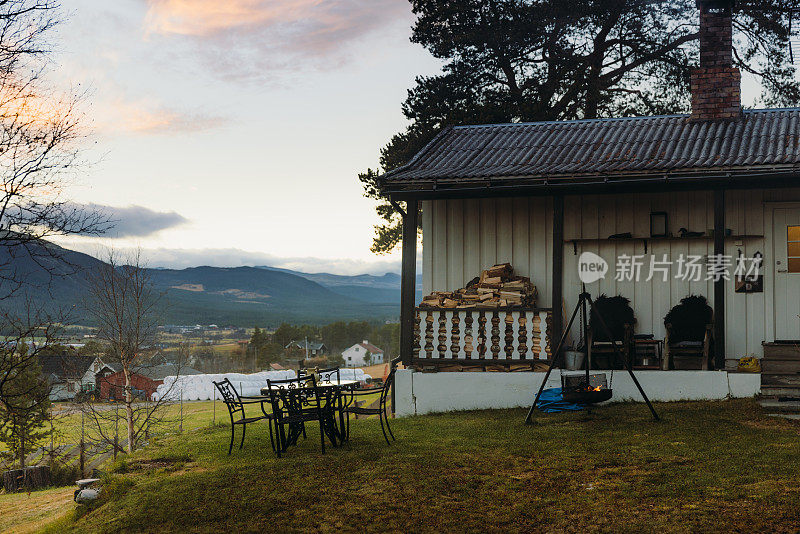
[385,167,800,200]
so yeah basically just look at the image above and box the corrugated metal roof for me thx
[379,109,800,189]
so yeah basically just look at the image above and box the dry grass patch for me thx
[0,486,74,534]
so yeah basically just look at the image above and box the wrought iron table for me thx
[260,379,359,448]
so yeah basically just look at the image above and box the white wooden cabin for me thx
[376,0,795,415]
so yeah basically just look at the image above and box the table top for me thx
[259,379,359,395]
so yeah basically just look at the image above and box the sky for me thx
[50,0,441,275]
[49,1,766,276]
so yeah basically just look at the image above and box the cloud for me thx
[141,248,404,276]
[119,104,226,134]
[142,0,412,81]
[79,204,189,237]
[58,242,406,276]
[95,97,228,135]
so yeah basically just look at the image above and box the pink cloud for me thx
[143,0,412,81]
[94,96,227,135]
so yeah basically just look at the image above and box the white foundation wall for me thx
[421,188,800,358]
[393,369,761,417]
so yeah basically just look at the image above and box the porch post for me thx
[400,198,419,367]
[713,188,725,369]
[551,195,564,358]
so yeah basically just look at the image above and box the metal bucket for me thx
[563,350,585,370]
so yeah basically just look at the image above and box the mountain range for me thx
[0,240,421,327]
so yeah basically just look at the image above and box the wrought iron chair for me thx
[317,366,341,384]
[212,378,274,455]
[266,375,336,457]
[344,358,399,445]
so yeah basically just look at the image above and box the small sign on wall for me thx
[735,251,764,293]
[735,274,763,293]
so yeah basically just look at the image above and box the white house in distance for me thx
[342,341,384,367]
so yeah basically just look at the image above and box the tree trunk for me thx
[124,364,134,454]
[3,466,50,493]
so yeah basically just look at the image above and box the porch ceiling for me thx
[380,108,800,198]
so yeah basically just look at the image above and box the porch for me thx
[413,188,800,368]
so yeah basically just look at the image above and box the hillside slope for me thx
[258,266,423,304]
[0,242,398,326]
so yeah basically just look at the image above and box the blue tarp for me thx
[536,387,585,413]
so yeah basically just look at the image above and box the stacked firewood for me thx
[420,263,537,309]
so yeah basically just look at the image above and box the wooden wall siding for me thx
[421,198,553,305]
[413,308,552,361]
[421,189,800,358]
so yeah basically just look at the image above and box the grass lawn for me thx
[0,486,74,534]
[34,400,230,447]
[29,399,800,533]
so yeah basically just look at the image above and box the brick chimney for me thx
[690,0,741,120]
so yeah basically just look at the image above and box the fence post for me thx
[80,409,85,476]
[79,440,85,477]
[49,407,54,459]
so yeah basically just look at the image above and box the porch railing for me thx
[413,307,552,368]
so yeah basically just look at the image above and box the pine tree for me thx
[0,346,51,468]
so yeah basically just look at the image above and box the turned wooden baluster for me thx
[424,312,434,358]
[413,310,421,360]
[477,311,487,359]
[503,310,515,359]
[437,311,447,358]
[464,311,475,359]
[490,311,501,359]
[450,312,461,358]
[518,311,528,360]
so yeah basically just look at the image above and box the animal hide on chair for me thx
[589,295,635,342]
[663,295,713,343]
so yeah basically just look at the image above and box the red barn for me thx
[98,364,200,400]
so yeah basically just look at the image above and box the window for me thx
[789,226,800,273]
[67,382,75,392]
[347,356,352,361]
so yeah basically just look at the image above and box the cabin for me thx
[380,0,793,416]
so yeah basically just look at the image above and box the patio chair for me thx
[212,378,274,455]
[317,366,341,384]
[663,295,714,370]
[587,295,635,369]
[266,375,334,457]
[344,358,399,445]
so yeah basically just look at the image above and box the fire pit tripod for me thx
[524,288,660,424]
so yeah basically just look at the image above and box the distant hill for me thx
[257,266,423,304]
[0,241,400,327]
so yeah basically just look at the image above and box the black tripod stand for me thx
[524,288,660,424]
